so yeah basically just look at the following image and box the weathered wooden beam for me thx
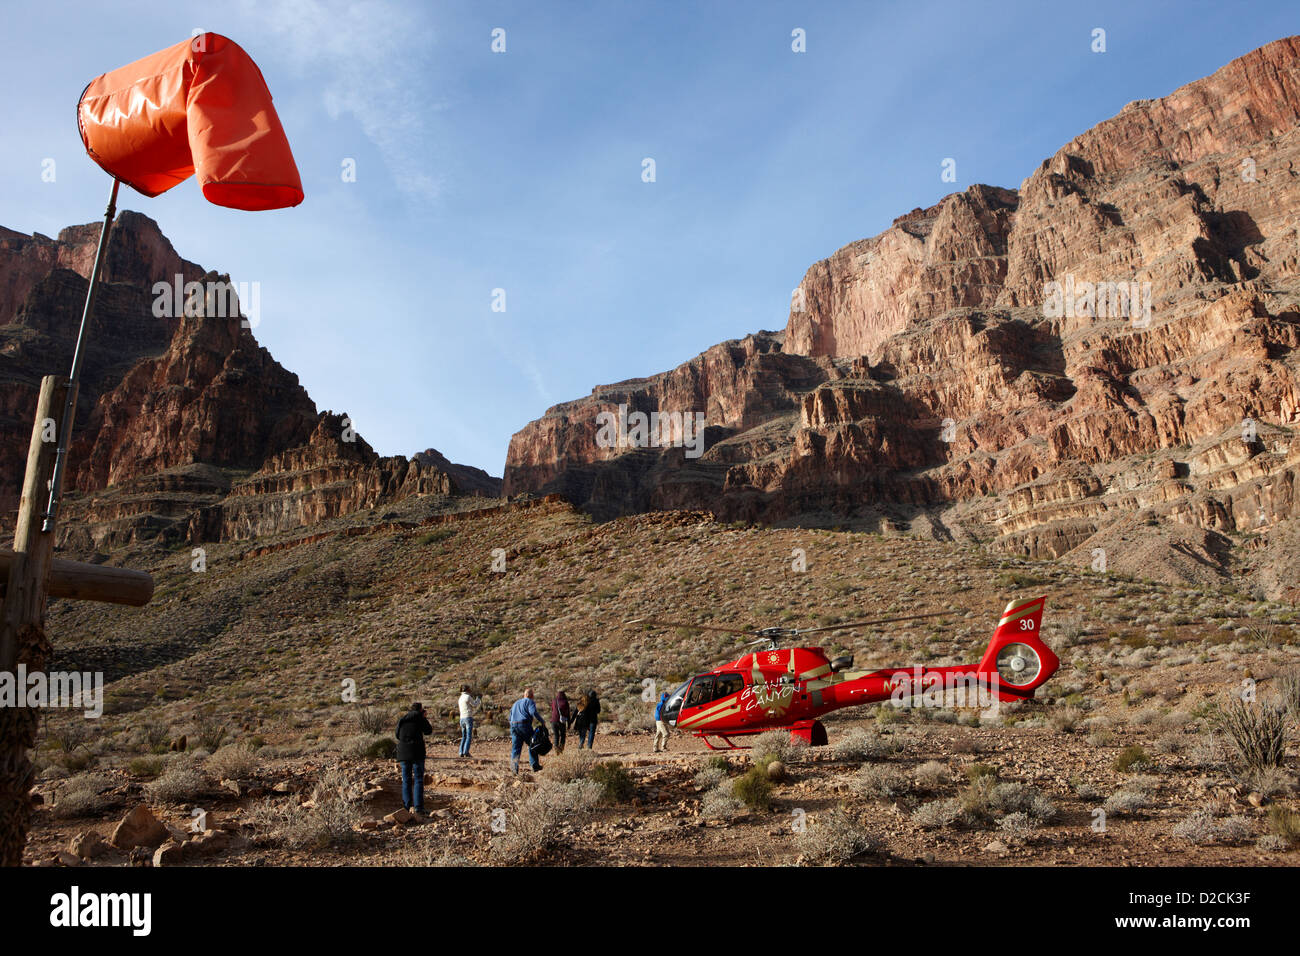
[1,375,69,671]
[0,552,153,607]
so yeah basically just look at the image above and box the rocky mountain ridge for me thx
[504,36,1300,599]
[0,212,500,552]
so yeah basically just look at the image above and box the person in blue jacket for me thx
[653,691,672,752]
[508,688,546,773]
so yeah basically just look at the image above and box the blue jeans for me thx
[399,760,425,811]
[459,717,474,756]
[510,723,540,771]
[581,722,596,749]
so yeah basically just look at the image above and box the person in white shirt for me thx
[457,685,481,757]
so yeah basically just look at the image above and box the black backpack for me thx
[530,724,553,757]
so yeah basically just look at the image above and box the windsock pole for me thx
[41,177,119,533]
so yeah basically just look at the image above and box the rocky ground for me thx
[20,497,1300,866]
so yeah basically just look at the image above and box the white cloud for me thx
[243,0,446,202]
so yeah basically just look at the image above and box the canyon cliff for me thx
[505,37,1300,599]
[0,212,499,551]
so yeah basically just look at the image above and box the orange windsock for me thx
[77,33,304,211]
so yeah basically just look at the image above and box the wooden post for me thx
[0,375,71,867]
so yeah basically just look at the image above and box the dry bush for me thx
[751,729,806,765]
[794,809,878,865]
[547,748,598,783]
[1172,808,1251,846]
[1275,668,1300,716]
[853,764,910,799]
[832,727,899,761]
[1103,781,1154,814]
[354,705,390,735]
[700,783,744,820]
[205,743,260,780]
[1265,805,1300,847]
[143,766,208,804]
[693,765,727,790]
[53,772,114,819]
[488,779,601,864]
[997,811,1040,843]
[912,797,965,829]
[914,760,948,791]
[988,782,1057,822]
[1213,699,1287,774]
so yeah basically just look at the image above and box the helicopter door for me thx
[682,675,715,710]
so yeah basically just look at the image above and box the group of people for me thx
[391,687,608,812]
[504,687,602,773]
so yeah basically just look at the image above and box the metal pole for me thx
[42,177,119,533]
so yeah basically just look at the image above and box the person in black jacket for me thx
[581,690,600,750]
[395,702,432,813]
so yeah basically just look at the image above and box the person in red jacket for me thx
[550,690,571,754]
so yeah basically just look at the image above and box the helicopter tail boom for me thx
[974,596,1059,701]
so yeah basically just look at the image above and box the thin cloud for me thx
[245,0,446,202]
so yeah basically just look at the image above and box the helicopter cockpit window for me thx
[713,674,744,700]
[684,676,714,708]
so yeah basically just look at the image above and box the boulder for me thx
[152,841,186,867]
[110,806,169,850]
[69,831,110,860]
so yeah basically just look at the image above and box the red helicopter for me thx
[628,596,1058,749]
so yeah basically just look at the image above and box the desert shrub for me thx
[1113,745,1151,773]
[1242,766,1295,798]
[1258,834,1291,852]
[987,783,1056,821]
[732,766,773,812]
[1275,668,1300,716]
[1153,732,1185,755]
[46,719,91,754]
[195,713,229,752]
[794,808,877,865]
[1103,784,1153,815]
[693,765,728,790]
[270,766,366,850]
[1266,805,1300,847]
[53,773,114,818]
[489,780,601,863]
[750,729,804,765]
[344,733,397,759]
[853,764,910,799]
[1172,808,1251,846]
[833,727,898,761]
[547,748,597,783]
[911,797,965,829]
[1213,700,1287,774]
[914,760,949,791]
[143,766,208,803]
[127,756,165,779]
[589,761,635,804]
[997,811,1039,842]
[140,722,171,753]
[700,783,745,821]
[205,743,260,780]
[354,706,389,735]
[706,754,732,773]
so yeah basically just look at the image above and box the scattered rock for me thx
[982,840,1010,858]
[110,806,169,850]
[385,808,414,825]
[69,831,110,860]
[152,841,186,867]
[54,850,82,867]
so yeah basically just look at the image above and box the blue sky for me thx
[1,0,1295,474]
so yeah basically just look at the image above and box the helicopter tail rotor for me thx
[975,596,1059,701]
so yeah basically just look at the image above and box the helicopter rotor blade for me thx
[623,617,757,636]
[791,611,949,635]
